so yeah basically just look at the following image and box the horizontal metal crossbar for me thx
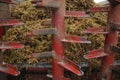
[0,41,24,50]
[27,28,57,36]
[14,60,120,71]
[84,48,108,59]
[65,11,90,18]
[83,27,108,34]
[86,7,109,12]
[61,35,91,44]
[0,62,20,76]
[0,19,24,26]
[57,57,84,76]
[28,51,54,58]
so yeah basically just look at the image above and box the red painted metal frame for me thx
[52,0,66,79]
[61,35,91,44]
[83,27,108,34]
[30,0,84,79]
[0,63,20,76]
[86,7,109,12]
[28,51,53,58]
[99,1,120,80]
[26,28,57,36]
[0,19,24,26]
[0,0,25,78]
[0,41,24,76]
[0,0,13,4]
[57,57,84,76]
[0,42,24,49]
[84,48,108,59]
[65,11,90,18]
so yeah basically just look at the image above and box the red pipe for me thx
[52,0,65,80]
[100,2,120,80]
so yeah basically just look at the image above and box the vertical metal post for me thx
[52,0,65,80]
[100,1,120,80]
